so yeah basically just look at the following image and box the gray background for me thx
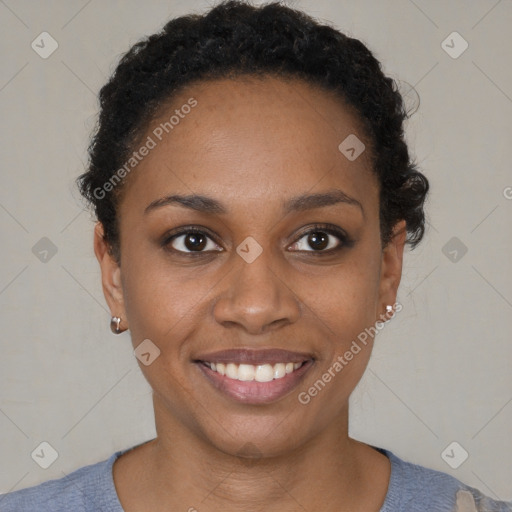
[1,0,511,501]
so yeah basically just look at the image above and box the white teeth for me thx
[273,363,286,379]
[238,364,255,381]
[255,364,274,382]
[205,361,305,382]
[226,363,238,379]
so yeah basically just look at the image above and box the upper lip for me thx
[194,348,314,365]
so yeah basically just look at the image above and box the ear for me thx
[93,221,128,329]
[376,219,407,321]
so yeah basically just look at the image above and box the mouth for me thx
[193,349,315,404]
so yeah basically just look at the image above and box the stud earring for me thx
[383,304,395,322]
[110,316,123,334]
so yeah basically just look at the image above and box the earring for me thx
[110,316,123,334]
[385,305,394,315]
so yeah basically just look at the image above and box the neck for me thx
[122,395,388,512]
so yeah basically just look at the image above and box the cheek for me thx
[307,256,381,337]
[298,251,382,386]
[120,248,215,346]
[299,263,380,407]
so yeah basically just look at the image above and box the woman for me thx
[2,1,510,511]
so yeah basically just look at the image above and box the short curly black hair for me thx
[77,0,429,262]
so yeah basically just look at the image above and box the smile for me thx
[194,349,315,404]
[202,361,304,382]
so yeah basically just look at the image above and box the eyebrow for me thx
[144,189,364,217]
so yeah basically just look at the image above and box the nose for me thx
[212,248,301,335]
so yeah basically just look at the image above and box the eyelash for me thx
[161,223,353,256]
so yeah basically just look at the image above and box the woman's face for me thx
[96,76,405,457]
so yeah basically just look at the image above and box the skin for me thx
[94,75,406,512]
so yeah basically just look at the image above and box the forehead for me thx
[119,75,378,217]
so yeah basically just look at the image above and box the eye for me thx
[162,223,352,256]
[289,224,351,253]
[163,227,222,254]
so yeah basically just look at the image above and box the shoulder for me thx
[0,450,123,512]
[376,447,512,512]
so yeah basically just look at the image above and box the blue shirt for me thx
[1,444,511,511]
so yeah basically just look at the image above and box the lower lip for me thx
[195,360,314,404]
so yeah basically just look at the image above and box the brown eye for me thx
[306,232,330,251]
[182,232,208,251]
[292,231,338,252]
[164,228,222,254]
[289,224,352,253]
